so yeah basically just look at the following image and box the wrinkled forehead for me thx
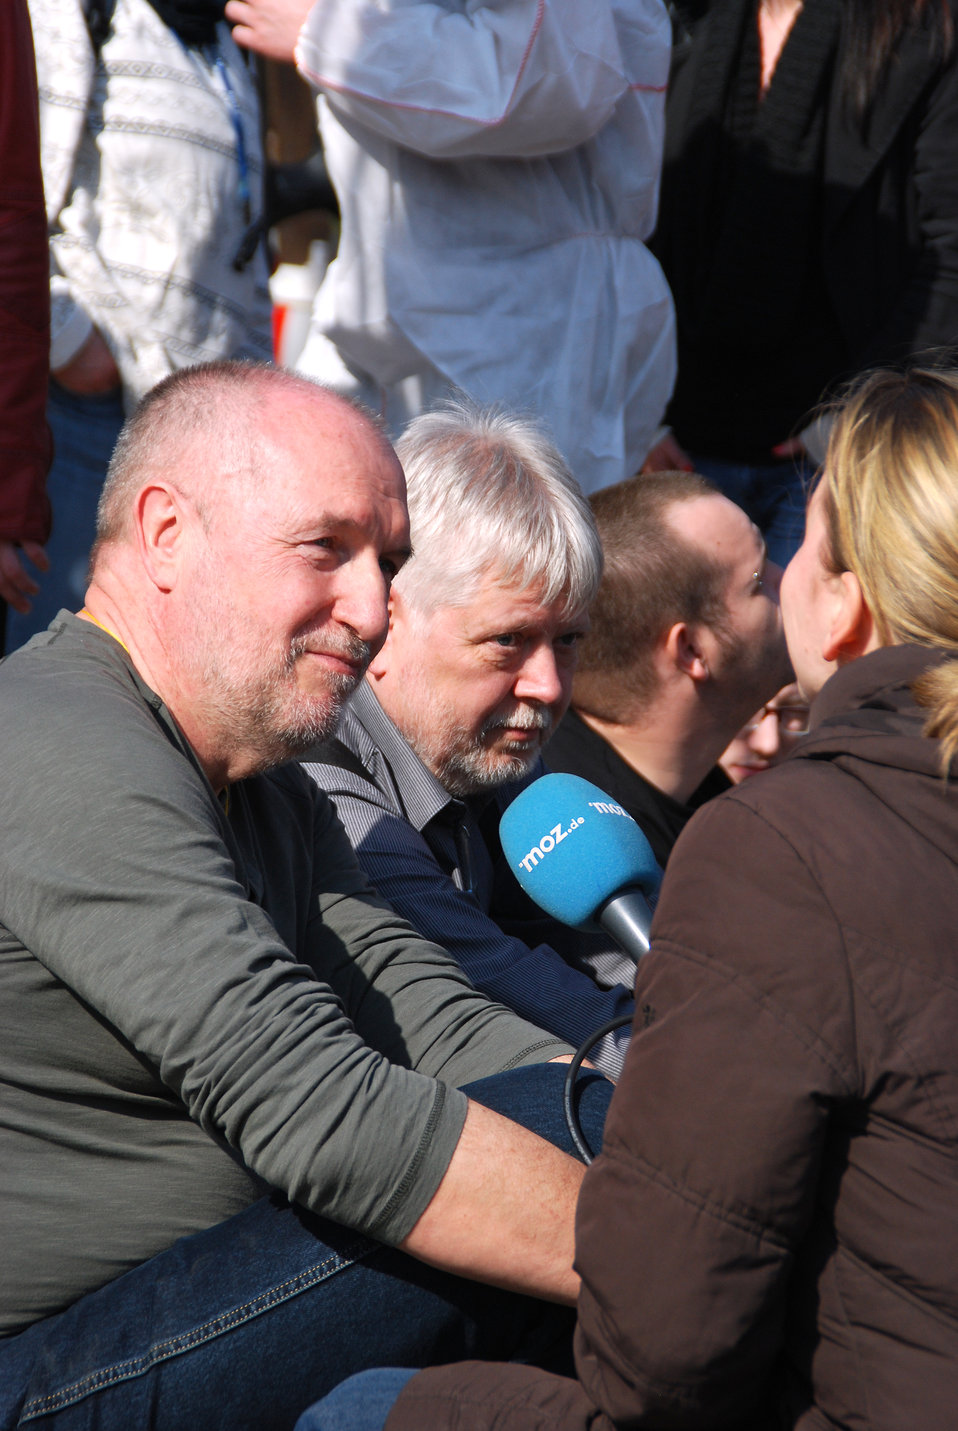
[237,396,405,519]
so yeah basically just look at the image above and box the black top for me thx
[654,0,848,460]
[544,709,730,870]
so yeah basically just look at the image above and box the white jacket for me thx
[294,0,675,494]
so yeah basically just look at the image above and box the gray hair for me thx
[393,398,602,618]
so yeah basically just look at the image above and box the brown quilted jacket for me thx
[390,646,958,1431]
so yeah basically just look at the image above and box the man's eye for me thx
[557,631,582,649]
[379,557,398,580]
[493,633,519,648]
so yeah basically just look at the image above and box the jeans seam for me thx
[20,1239,372,1419]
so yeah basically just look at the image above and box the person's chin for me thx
[295,667,362,714]
[731,762,768,782]
[492,748,541,784]
[278,687,349,749]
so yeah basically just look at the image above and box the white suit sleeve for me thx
[296,0,666,159]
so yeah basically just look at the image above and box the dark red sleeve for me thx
[0,0,52,545]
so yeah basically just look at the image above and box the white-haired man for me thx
[0,363,612,1428]
[303,403,636,1078]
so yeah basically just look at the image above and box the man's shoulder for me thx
[0,620,222,864]
[1,614,149,744]
[546,710,650,809]
[304,732,378,789]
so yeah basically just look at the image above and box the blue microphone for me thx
[499,773,662,962]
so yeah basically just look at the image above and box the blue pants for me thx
[692,453,811,570]
[4,383,125,654]
[295,1370,418,1431]
[0,1065,611,1430]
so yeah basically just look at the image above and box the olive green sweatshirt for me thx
[0,615,566,1334]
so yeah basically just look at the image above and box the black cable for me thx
[563,1013,633,1164]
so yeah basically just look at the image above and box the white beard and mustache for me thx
[425,703,554,798]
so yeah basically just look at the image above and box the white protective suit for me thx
[294,0,676,495]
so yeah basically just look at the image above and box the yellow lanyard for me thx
[78,606,130,655]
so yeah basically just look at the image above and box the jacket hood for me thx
[786,644,957,861]
[799,646,949,774]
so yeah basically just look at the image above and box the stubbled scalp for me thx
[573,470,727,722]
[93,361,389,560]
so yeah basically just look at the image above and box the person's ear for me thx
[666,621,711,682]
[134,483,188,593]
[822,570,877,665]
[367,587,400,680]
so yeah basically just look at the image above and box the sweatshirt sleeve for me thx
[296,0,667,160]
[301,788,573,1091]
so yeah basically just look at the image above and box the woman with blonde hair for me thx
[552,360,958,1430]
[313,365,958,1431]
[799,363,958,767]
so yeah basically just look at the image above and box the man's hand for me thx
[0,538,48,614]
[226,0,314,61]
[400,1098,586,1305]
[641,431,694,474]
[771,435,808,460]
[53,328,120,397]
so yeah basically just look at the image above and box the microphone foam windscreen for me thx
[499,772,662,929]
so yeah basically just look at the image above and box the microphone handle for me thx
[596,889,652,963]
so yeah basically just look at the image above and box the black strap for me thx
[84,0,118,54]
[83,0,226,53]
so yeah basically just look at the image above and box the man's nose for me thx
[513,644,564,707]
[334,556,390,646]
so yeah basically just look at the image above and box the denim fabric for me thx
[0,1064,611,1430]
[691,453,811,569]
[4,382,124,654]
[294,1370,417,1431]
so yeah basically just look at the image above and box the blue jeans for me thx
[294,1370,418,1431]
[4,382,125,654]
[0,1065,611,1430]
[692,453,811,569]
